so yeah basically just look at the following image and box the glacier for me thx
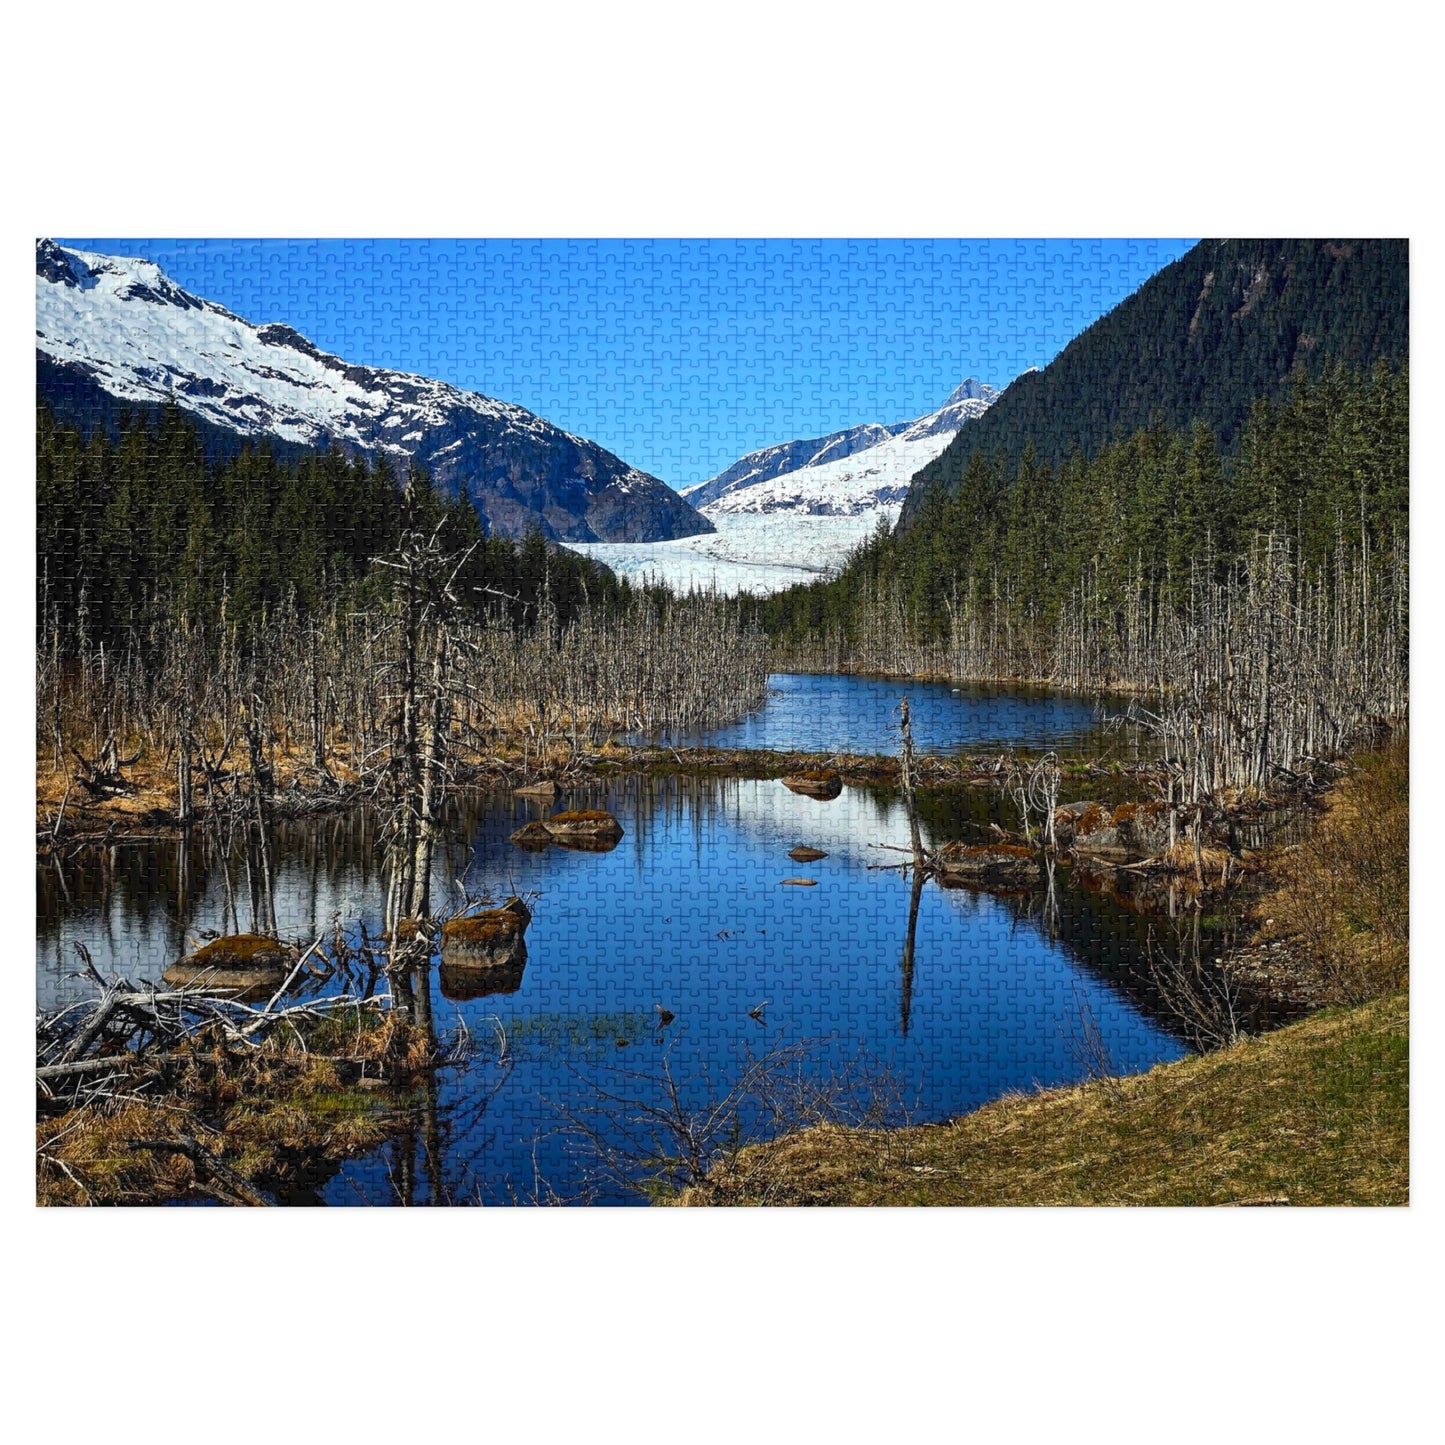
[568,379,1004,593]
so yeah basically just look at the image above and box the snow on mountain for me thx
[568,379,1002,592]
[35,240,711,544]
[681,421,911,510]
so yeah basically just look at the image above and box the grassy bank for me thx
[36,1005,431,1206]
[678,739,1409,1207]
[677,993,1408,1206]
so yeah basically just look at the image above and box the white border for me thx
[4,3,1439,1439]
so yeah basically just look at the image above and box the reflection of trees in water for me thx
[41,774,1268,1063]
[39,809,395,982]
[934,866,1282,1048]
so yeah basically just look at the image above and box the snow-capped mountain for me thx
[688,380,1000,520]
[34,240,711,544]
[568,378,1002,592]
[682,421,911,510]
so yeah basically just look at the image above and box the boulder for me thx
[542,809,624,842]
[173,933,289,972]
[788,845,829,862]
[441,896,531,970]
[780,877,819,887]
[932,842,1040,888]
[781,770,842,800]
[509,820,556,850]
[163,934,291,1000]
[515,780,557,800]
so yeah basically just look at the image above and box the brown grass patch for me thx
[37,1007,429,1205]
[677,993,1408,1207]
[1261,737,1408,1004]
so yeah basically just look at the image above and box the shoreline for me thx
[36,741,1169,849]
[671,993,1408,1207]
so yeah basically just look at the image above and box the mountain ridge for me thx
[35,240,712,545]
[686,379,1001,517]
[566,378,1003,594]
[898,238,1409,530]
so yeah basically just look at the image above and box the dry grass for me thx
[36,1009,430,1206]
[35,738,366,838]
[1259,737,1408,1004]
[677,993,1408,1207]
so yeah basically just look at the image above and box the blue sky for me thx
[59,238,1196,485]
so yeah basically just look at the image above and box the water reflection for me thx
[681,672,1139,756]
[41,772,1205,1205]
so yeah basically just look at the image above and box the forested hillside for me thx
[36,402,631,646]
[898,238,1407,529]
[763,361,1407,648]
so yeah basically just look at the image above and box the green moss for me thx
[187,934,287,968]
[444,912,523,946]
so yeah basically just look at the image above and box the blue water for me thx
[40,769,1188,1206]
[688,673,1114,754]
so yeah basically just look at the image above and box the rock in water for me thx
[781,771,842,800]
[788,845,828,862]
[441,897,531,970]
[175,933,289,970]
[932,843,1040,888]
[542,809,624,842]
[510,820,556,849]
[780,877,819,887]
[515,780,557,800]
[162,933,290,1000]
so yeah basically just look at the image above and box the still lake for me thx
[676,671,1116,754]
[37,677,1183,1205]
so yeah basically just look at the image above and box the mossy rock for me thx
[441,897,531,968]
[782,771,842,800]
[180,933,289,971]
[789,846,829,862]
[933,842,1041,887]
[544,809,624,841]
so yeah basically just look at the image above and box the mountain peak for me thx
[36,239,79,286]
[35,241,712,544]
[943,377,997,407]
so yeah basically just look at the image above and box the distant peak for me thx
[943,377,997,406]
[36,238,81,286]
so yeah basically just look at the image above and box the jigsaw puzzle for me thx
[35,237,1409,1207]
